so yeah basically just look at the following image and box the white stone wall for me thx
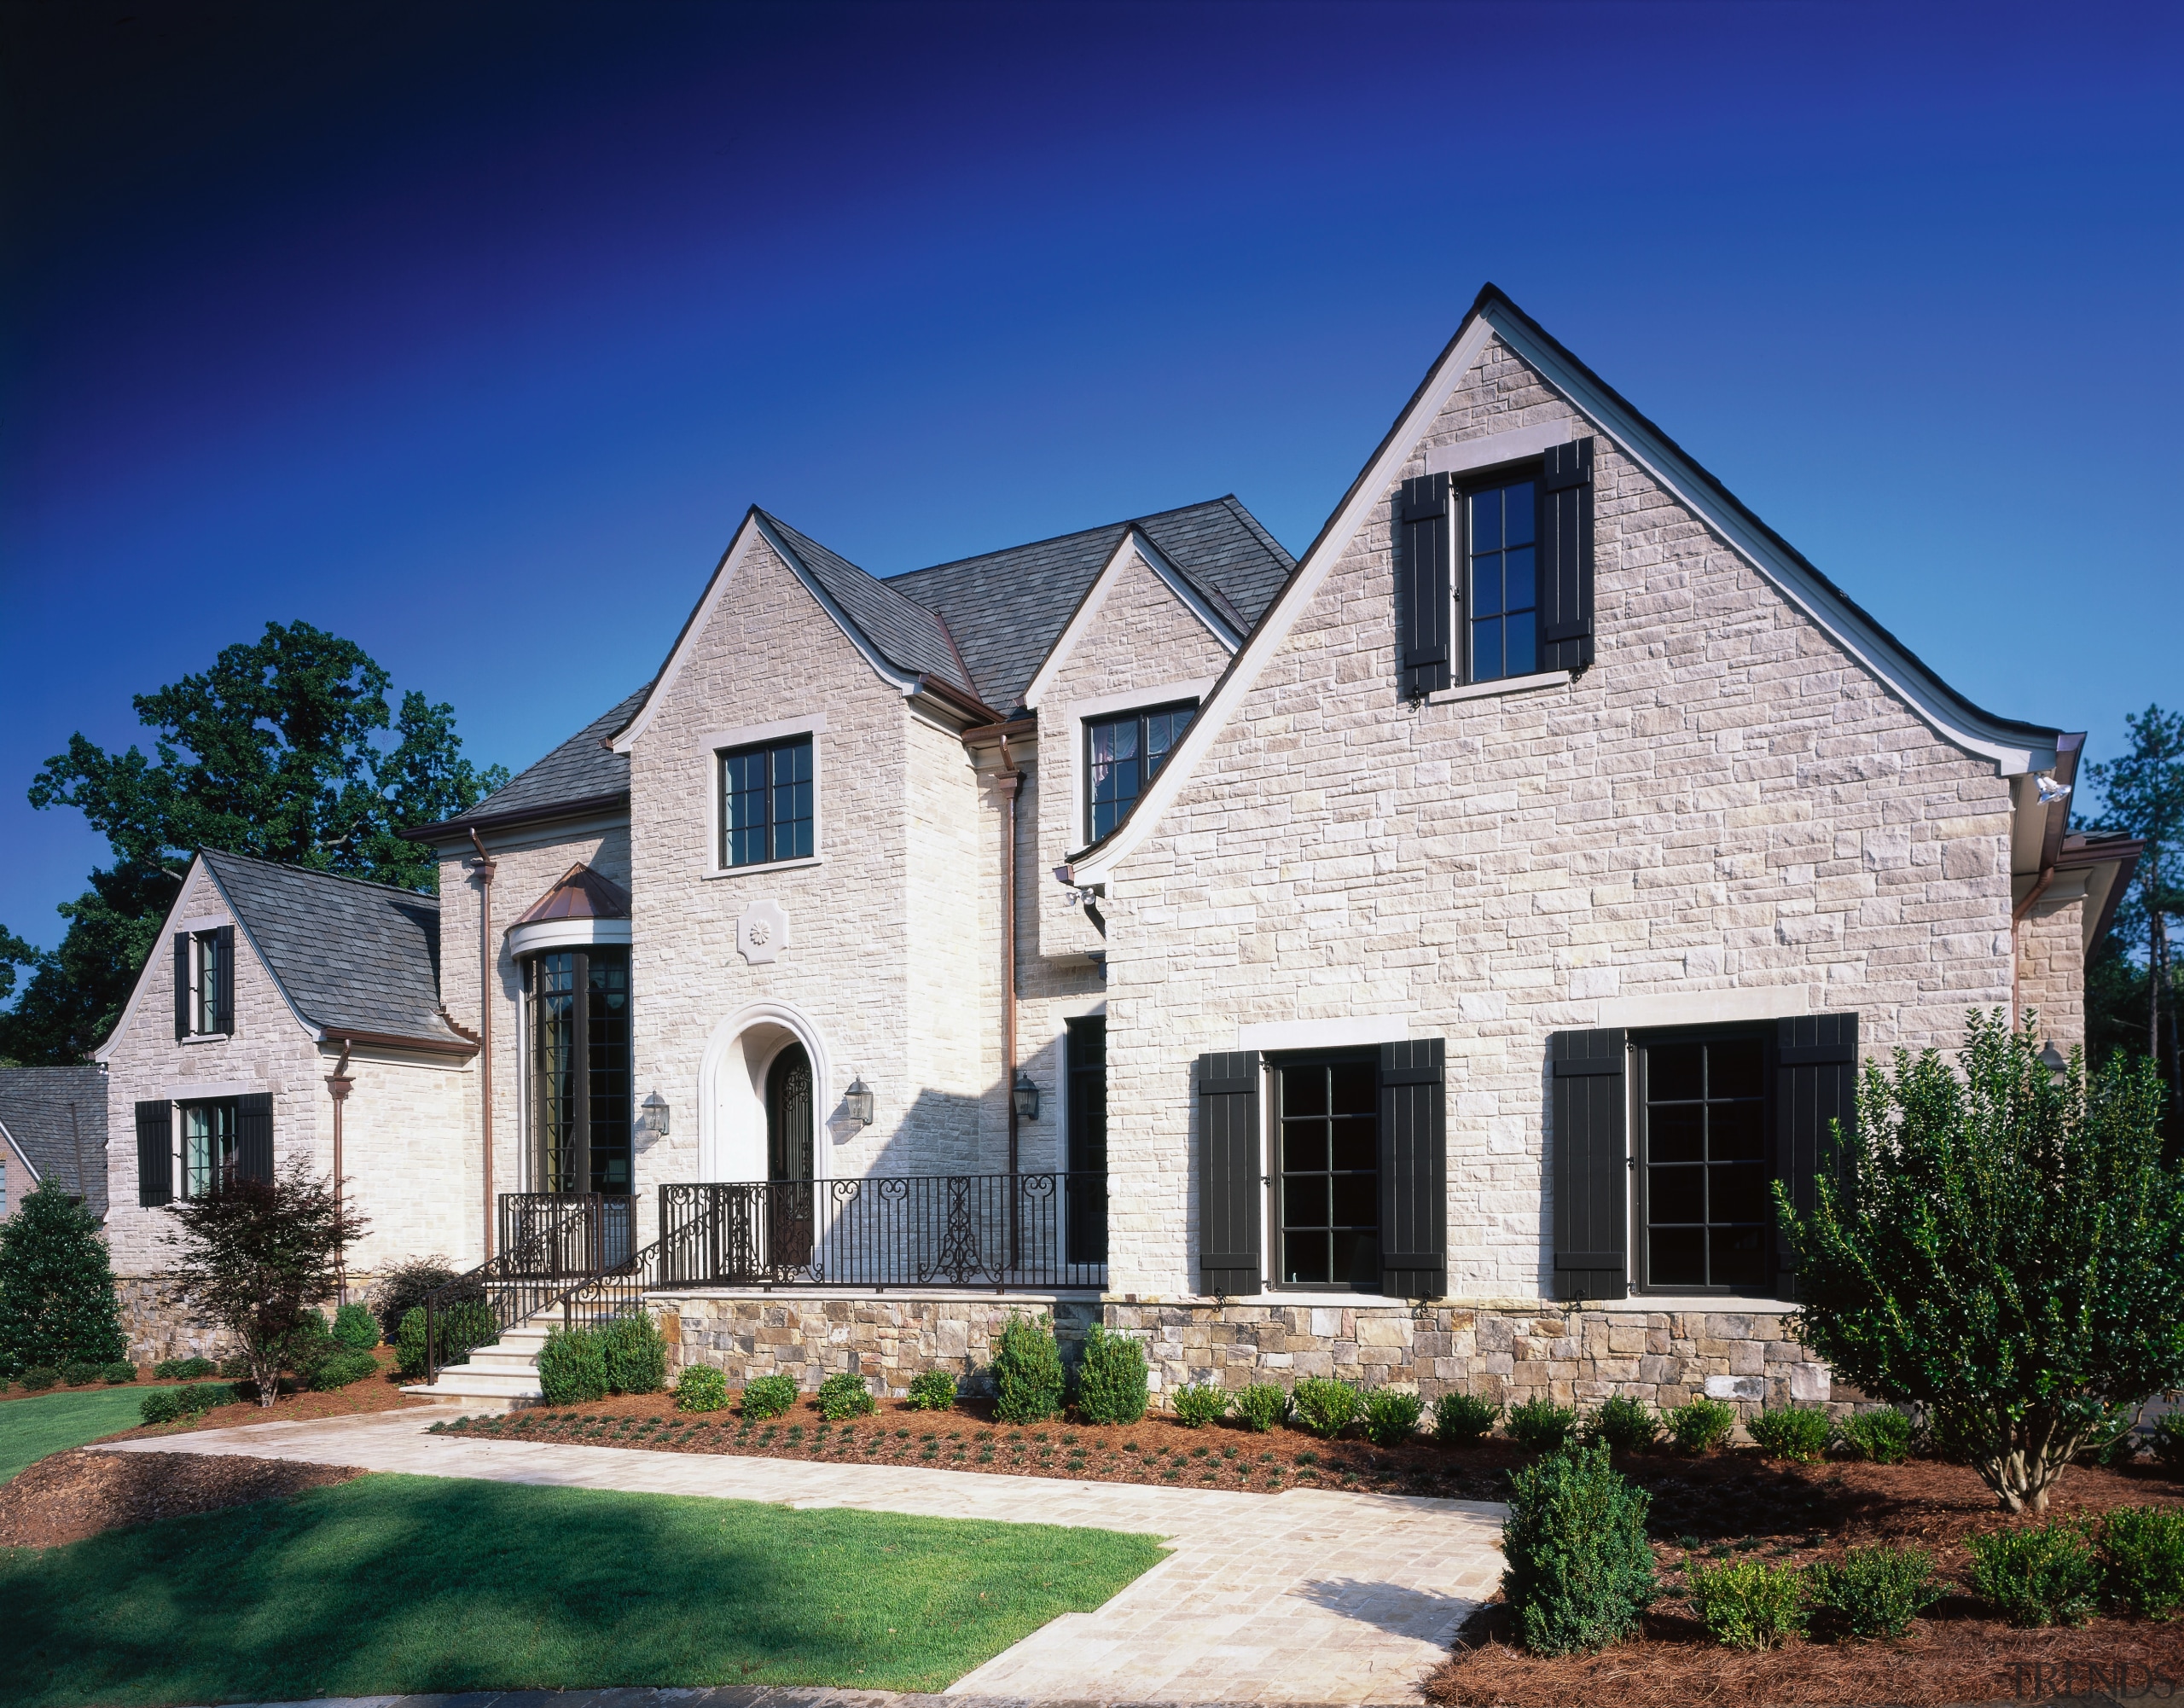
[1096,332,2022,1299]
[2016,893,2087,1052]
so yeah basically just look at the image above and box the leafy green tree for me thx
[0,1176,127,1376]
[0,622,506,1065]
[1779,1011,2184,1513]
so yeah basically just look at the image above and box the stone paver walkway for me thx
[102,1409,1504,1705]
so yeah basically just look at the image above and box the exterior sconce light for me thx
[1012,1073,1041,1121]
[639,1090,671,1139]
[845,1076,874,1127]
[2037,1043,2069,1086]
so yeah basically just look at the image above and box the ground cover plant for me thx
[0,1471,1165,1706]
[0,1387,154,1482]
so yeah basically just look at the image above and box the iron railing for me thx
[421,1193,633,1386]
[498,1192,636,1275]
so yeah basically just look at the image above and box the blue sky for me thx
[3,0,2178,950]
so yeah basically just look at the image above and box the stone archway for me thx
[696,1001,834,1183]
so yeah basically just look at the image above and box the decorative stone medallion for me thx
[736,899,788,965]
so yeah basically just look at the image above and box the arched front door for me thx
[764,1043,815,1270]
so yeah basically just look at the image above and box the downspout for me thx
[996,733,1021,1182]
[468,828,498,1260]
[325,1041,353,1305]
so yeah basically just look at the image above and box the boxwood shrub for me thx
[1290,1377,1363,1439]
[1433,1391,1502,1445]
[100,1361,137,1384]
[140,1381,235,1425]
[152,1356,216,1380]
[305,1349,378,1391]
[906,1368,959,1411]
[537,1325,608,1405]
[1805,1544,1942,1638]
[1836,1407,1915,1465]
[741,1373,798,1419]
[1686,1556,1808,1649]
[1748,1404,1833,1463]
[1507,1397,1577,1453]
[1072,1324,1148,1425]
[1363,1387,1425,1446]
[816,1371,877,1420]
[674,1363,729,1413]
[1588,1396,1658,1452]
[2100,1505,2184,1620]
[1234,1383,1289,1432]
[990,1313,1065,1424]
[1970,1519,2103,1626]
[601,1314,668,1396]
[1170,1384,1231,1428]
[1666,1395,1738,1454]
[1501,1442,1656,1654]
[332,1303,381,1351]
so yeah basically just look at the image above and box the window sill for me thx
[1583,1293,1798,1314]
[179,1032,228,1046]
[700,855,825,880]
[1425,668,1572,706]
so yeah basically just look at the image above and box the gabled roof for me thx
[405,685,647,842]
[0,1066,107,1217]
[198,851,470,1054]
[1069,284,2067,886]
[514,863,631,926]
[760,513,972,694]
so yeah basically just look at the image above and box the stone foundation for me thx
[648,1289,1839,1421]
[116,1275,236,1366]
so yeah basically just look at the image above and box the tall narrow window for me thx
[180,1099,237,1198]
[719,735,814,868]
[1065,1016,1108,1266]
[1085,700,1195,841]
[1275,1055,1380,1289]
[529,946,632,1197]
[1640,1035,1769,1292]
[1467,477,1537,683]
[193,933,222,1033]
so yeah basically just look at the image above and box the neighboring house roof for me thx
[0,1066,107,1217]
[514,863,632,925]
[406,685,648,842]
[197,851,471,1054]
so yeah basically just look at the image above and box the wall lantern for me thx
[845,1076,875,1127]
[1012,1073,1041,1121]
[2037,1043,2070,1086]
[640,1090,671,1139]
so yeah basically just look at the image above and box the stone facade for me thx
[2015,890,2087,1054]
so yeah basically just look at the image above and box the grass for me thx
[0,1388,148,1484]
[0,1473,1166,1705]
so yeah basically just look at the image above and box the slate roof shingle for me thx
[0,1066,107,1217]
[434,685,648,835]
[200,851,466,1051]
[759,513,972,694]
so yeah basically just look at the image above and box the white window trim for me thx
[1423,420,1575,478]
[705,712,825,878]
[507,917,634,959]
[1425,668,1572,706]
[1234,1016,1414,1051]
[1064,677,1220,849]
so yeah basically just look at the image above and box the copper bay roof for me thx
[513,864,632,927]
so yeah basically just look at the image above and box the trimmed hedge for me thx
[601,1315,668,1396]
[537,1326,608,1406]
[990,1314,1064,1425]
[140,1382,236,1425]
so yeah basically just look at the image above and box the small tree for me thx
[1779,1010,2184,1513]
[163,1160,360,1407]
[0,1177,126,1376]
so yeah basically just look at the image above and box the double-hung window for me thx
[1085,700,1195,842]
[717,735,814,869]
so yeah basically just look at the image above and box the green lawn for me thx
[2,1473,1165,1706]
[0,1388,148,1484]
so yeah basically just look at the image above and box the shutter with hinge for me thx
[1539,437,1595,671]
[1197,1051,1262,1296]
[173,933,191,1041]
[135,1100,172,1207]
[236,1092,274,1186]
[1550,1026,1628,1300]
[1775,1013,1857,1301]
[1396,473,1454,697]
[1379,1038,1447,1298]
[213,925,235,1035]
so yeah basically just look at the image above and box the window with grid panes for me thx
[1085,700,1194,841]
[180,1099,237,1198]
[718,735,814,868]
[1639,1035,1769,1292]
[1275,1054,1380,1289]
[1466,476,1538,683]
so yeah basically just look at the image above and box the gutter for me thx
[2010,733,2083,1022]
[399,790,630,845]
[320,1027,479,1060]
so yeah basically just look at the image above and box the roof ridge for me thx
[760,508,947,625]
[885,495,1246,583]
[1214,493,1298,570]
[200,847,439,906]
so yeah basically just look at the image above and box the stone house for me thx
[107,286,2145,1410]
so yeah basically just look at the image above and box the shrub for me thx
[1666,1396,1738,1454]
[816,1371,877,1420]
[1969,1519,2103,1626]
[1748,1404,1833,1463]
[1507,1397,1578,1453]
[332,1303,380,1351]
[368,1255,469,1343]
[1171,1384,1231,1428]
[1836,1407,1915,1465]
[1291,1377,1364,1439]
[1686,1556,1808,1650]
[61,1359,103,1386]
[1072,1325,1148,1425]
[100,1361,136,1384]
[2152,1416,2184,1475]
[2101,1506,2184,1620]
[19,1366,57,1391]
[0,1177,126,1380]
[305,1349,377,1391]
[537,1325,608,1406]
[142,1381,237,1424]
[1235,1384,1289,1432]
[394,1299,497,1379]
[675,1364,729,1413]
[1806,1544,1943,1639]
[990,1314,1066,1425]
[906,1368,958,1411]
[1501,1441,1657,1654]
[153,1356,216,1380]
[1434,1391,1502,1446]
[140,1386,185,1425]
[741,1374,798,1420]
[1777,1014,2184,1513]
[1364,1387,1426,1446]
[1589,1396,1659,1453]
[601,1314,668,1396]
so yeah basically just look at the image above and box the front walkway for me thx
[101,1410,1504,1705]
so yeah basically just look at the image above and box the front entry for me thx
[764,1043,815,1269]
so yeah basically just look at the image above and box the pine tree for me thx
[0,1176,126,1375]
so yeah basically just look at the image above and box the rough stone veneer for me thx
[2015,892,2087,1053]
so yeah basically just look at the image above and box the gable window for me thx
[1085,700,1194,841]
[172,925,234,1039]
[528,945,632,1197]
[1466,477,1537,683]
[718,735,813,869]
[180,1099,237,1197]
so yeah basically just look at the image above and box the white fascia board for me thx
[1022,530,1240,712]
[1479,303,2057,777]
[1069,316,1500,882]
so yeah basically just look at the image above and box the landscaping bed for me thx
[111,1349,431,1438]
[0,1447,361,1548]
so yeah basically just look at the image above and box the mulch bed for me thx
[0,1448,362,1548]
[110,1351,433,1440]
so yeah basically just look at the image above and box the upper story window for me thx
[173,925,234,1040]
[718,735,814,869]
[1466,476,1536,683]
[1085,700,1195,842]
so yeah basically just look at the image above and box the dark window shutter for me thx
[1378,1038,1446,1298]
[1538,437,1595,672]
[1550,1026,1627,1300]
[1396,473,1454,697]
[1196,1051,1262,1296]
[1774,1013,1857,1301]
[173,932,191,1041]
[236,1092,274,1185]
[135,1100,172,1207]
[212,925,235,1035]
